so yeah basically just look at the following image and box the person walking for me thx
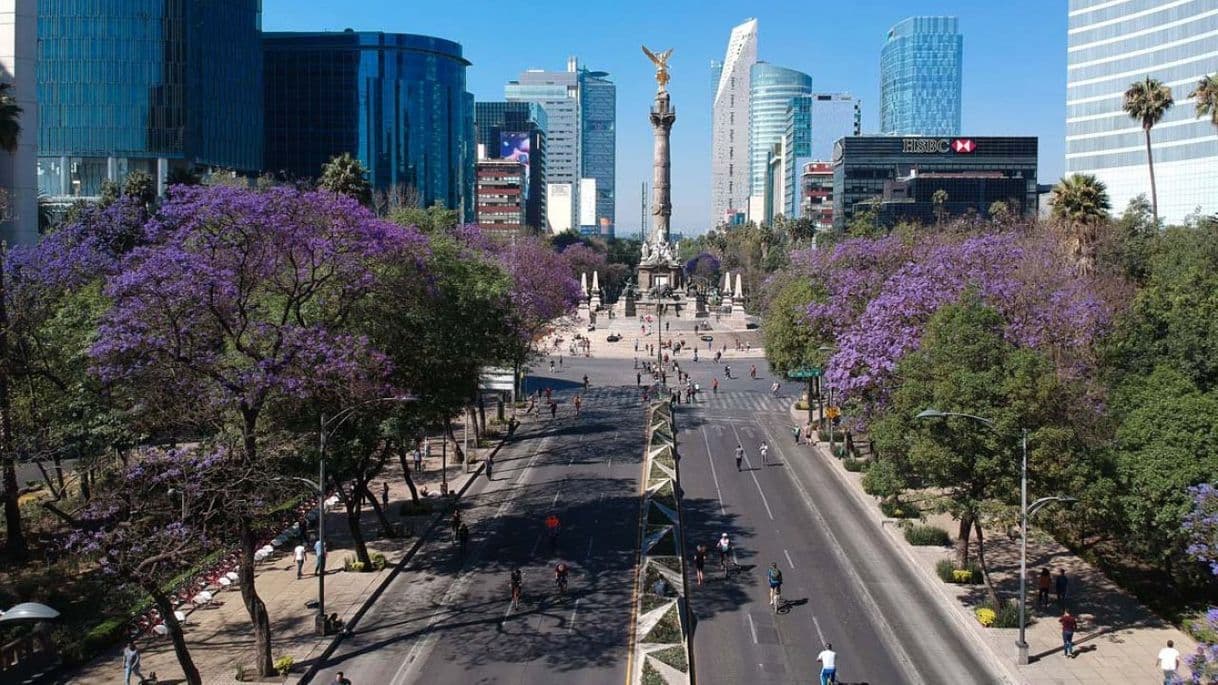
[549,400,558,419]
[333,672,352,685]
[1055,568,1069,611]
[1157,639,1180,684]
[735,444,744,472]
[1037,568,1052,608]
[314,538,326,576]
[381,481,389,508]
[294,541,307,579]
[549,359,555,373]
[637,372,642,387]
[486,453,494,481]
[1059,609,1077,657]
[574,394,582,416]
[692,544,707,586]
[123,642,144,685]
[712,377,719,395]
[759,440,769,465]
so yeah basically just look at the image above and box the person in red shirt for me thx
[1059,609,1077,658]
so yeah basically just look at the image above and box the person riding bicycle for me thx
[767,562,784,610]
[545,513,561,546]
[735,444,744,471]
[750,364,757,379]
[582,375,590,390]
[554,561,570,592]
[717,533,732,569]
[760,440,769,465]
[509,568,524,608]
[817,643,838,685]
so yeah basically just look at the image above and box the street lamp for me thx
[655,302,667,374]
[0,602,60,624]
[314,394,417,635]
[915,408,1075,665]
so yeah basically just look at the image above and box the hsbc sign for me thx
[901,138,977,154]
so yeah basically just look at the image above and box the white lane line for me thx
[391,571,474,685]
[747,612,758,644]
[700,427,726,516]
[729,423,774,520]
[812,614,826,645]
[568,598,581,633]
[784,549,796,569]
[552,491,561,506]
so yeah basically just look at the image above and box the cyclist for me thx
[750,364,757,379]
[582,375,590,390]
[724,365,732,379]
[692,544,707,586]
[768,562,784,612]
[760,440,769,465]
[817,643,838,685]
[554,561,570,594]
[509,568,524,610]
[573,394,582,416]
[545,513,561,549]
[735,444,744,472]
[712,377,719,395]
[717,533,733,577]
[771,381,780,396]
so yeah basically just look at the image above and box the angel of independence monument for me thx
[636,46,684,301]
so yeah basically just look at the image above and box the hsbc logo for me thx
[901,138,978,154]
[952,138,976,153]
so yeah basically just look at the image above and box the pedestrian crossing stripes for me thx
[541,385,790,414]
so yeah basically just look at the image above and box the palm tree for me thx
[1122,77,1174,223]
[1190,73,1218,133]
[1051,173,1111,273]
[0,82,21,154]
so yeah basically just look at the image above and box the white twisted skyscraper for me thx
[710,18,757,227]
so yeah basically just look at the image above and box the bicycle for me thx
[770,584,783,613]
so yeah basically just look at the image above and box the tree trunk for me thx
[146,584,201,685]
[973,519,1001,608]
[80,466,90,501]
[362,483,396,537]
[0,243,28,562]
[395,447,419,504]
[34,460,62,500]
[445,419,464,464]
[955,513,973,568]
[238,519,273,677]
[477,394,487,435]
[338,482,371,567]
[52,452,65,494]
[1145,128,1159,223]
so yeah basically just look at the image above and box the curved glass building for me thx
[748,63,812,211]
[264,31,475,220]
[1066,0,1218,224]
[880,17,963,136]
[37,0,264,198]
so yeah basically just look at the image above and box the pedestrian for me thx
[760,440,769,465]
[123,642,143,685]
[694,349,699,362]
[333,672,352,685]
[574,394,582,416]
[665,321,669,332]
[559,356,563,368]
[1059,609,1077,657]
[712,377,719,394]
[735,444,744,471]
[792,425,801,444]
[549,400,558,419]
[545,387,552,400]
[486,453,494,480]
[294,541,307,579]
[1157,639,1180,684]
[314,538,325,576]
[693,544,707,586]
[637,372,642,387]
[550,359,555,372]
[1055,568,1069,610]
[1038,568,1052,608]
[635,339,639,352]
[381,482,389,508]
[634,356,639,369]
[458,522,469,555]
[414,444,424,472]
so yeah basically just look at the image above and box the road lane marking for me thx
[812,614,826,645]
[784,549,795,569]
[747,612,758,644]
[700,427,726,516]
[569,598,581,633]
[586,536,594,561]
[729,423,774,520]
[553,491,561,506]
[531,534,542,557]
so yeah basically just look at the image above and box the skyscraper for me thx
[880,17,963,136]
[710,18,758,226]
[263,31,475,220]
[37,0,263,199]
[778,93,861,219]
[749,63,812,220]
[1066,0,1218,224]
[580,69,616,237]
[0,0,37,244]
[475,101,548,232]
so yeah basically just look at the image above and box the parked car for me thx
[606,334,622,342]
[587,324,596,332]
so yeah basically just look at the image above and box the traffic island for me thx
[630,400,693,685]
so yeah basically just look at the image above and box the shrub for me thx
[274,655,295,676]
[934,558,983,584]
[650,645,689,673]
[953,569,975,583]
[975,607,997,627]
[235,664,248,681]
[370,553,388,571]
[982,599,1024,628]
[795,400,809,410]
[861,459,902,498]
[904,525,951,546]
[935,558,956,582]
[843,457,865,472]
[342,557,368,573]
[642,659,665,685]
[879,498,918,519]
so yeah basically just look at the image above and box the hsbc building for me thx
[831,135,1038,230]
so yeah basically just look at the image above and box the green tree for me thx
[932,189,949,224]
[319,152,372,206]
[762,278,821,378]
[0,82,22,154]
[1123,77,1174,223]
[1190,73,1218,133]
[1051,173,1112,273]
[122,170,157,208]
[1096,195,1156,284]
[987,200,1011,223]
[389,201,458,234]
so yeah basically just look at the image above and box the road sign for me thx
[826,406,841,419]
[787,367,822,379]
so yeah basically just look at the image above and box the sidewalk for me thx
[542,317,765,362]
[61,419,512,685]
[792,405,1199,685]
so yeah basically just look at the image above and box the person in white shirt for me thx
[1156,640,1179,685]
[817,643,837,685]
[293,542,307,579]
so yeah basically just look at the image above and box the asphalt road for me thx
[309,358,645,685]
[674,356,1005,685]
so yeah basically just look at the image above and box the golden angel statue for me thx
[641,45,674,92]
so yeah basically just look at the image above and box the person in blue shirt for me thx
[767,562,783,611]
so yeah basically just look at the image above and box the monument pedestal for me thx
[638,262,684,293]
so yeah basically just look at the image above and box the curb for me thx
[293,433,511,684]
[787,404,1020,685]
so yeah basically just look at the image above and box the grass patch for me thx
[648,461,669,483]
[650,645,689,673]
[652,556,681,574]
[648,529,677,556]
[653,481,677,511]
[904,525,951,546]
[879,498,919,519]
[842,457,865,472]
[653,448,676,470]
[641,659,665,685]
[640,593,671,614]
[642,604,682,644]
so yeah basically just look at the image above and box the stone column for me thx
[649,92,676,246]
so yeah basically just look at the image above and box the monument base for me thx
[638,262,684,293]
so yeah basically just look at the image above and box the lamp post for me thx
[315,394,417,635]
[915,408,1075,665]
[655,302,666,373]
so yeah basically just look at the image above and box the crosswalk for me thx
[551,385,791,414]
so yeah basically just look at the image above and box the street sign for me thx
[787,367,822,379]
[826,406,841,419]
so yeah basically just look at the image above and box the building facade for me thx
[38,0,263,200]
[809,93,862,162]
[264,31,474,220]
[1066,0,1218,224]
[475,160,527,237]
[710,18,758,226]
[749,62,812,221]
[0,0,37,244]
[580,69,616,237]
[475,101,547,232]
[801,161,834,229]
[832,135,1038,229]
[781,93,862,219]
[880,17,963,136]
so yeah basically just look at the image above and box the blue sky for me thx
[263,0,1067,235]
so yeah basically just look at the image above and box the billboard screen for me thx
[500,132,530,171]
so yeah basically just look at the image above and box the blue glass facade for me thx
[264,31,475,220]
[580,69,616,235]
[37,0,263,197]
[880,17,963,136]
[749,63,812,201]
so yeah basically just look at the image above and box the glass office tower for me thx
[1066,0,1218,224]
[580,69,616,236]
[37,0,263,198]
[880,16,963,136]
[782,93,861,218]
[264,32,475,221]
[710,19,758,225]
[749,63,812,218]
